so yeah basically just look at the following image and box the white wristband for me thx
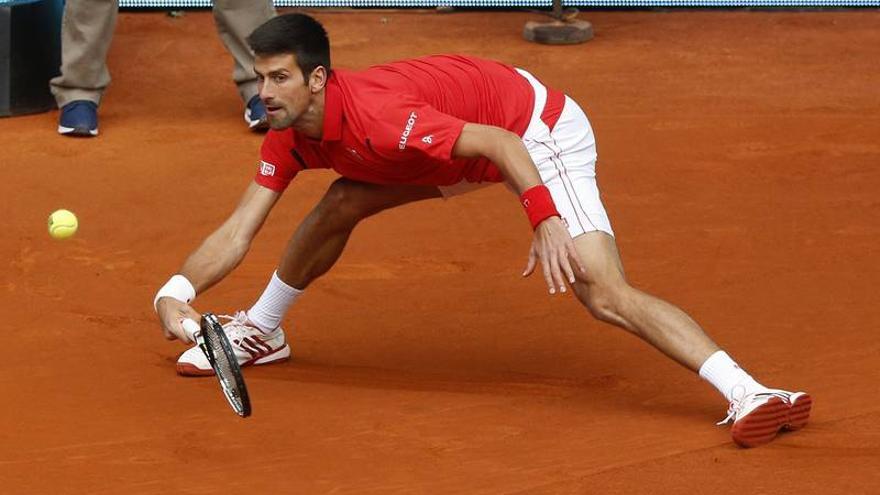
[153,274,196,312]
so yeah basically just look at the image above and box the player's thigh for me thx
[325,178,443,216]
[523,97,614,240]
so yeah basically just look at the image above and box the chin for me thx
[268,116,293,130]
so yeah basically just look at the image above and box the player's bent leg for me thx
[178,179,442,376]
[569,231,719,372]
[278,178,443,289]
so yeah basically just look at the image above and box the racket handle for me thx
[181,318,201,342]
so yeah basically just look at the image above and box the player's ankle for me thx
[699,350,767,402]
[244,310,279,334]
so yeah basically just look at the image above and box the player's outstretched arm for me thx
[155,181,281,341]
[453,123,585,295]
[178,182,280,292]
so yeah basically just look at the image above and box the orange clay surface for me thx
[2,9,879,494]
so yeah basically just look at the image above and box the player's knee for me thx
[319,178,374,224]
[578,282,630,326]
[586,290,620,324]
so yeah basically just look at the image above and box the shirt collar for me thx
[321,72,343,142]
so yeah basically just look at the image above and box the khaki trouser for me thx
[50,0,276,107]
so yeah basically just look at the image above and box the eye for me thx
[272,74,287,84]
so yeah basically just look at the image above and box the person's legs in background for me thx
[50,0,118,137]
[212,0,276,131]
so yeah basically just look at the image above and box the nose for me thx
[258,81,273,103]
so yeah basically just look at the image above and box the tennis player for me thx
[153,13,810,447]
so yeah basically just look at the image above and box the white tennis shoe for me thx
[176,311,290,376]
[718,387,813,448]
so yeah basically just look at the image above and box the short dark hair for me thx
[247,13,331,83]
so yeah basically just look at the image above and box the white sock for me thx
[699,350,767,403]
[246,271,303,333]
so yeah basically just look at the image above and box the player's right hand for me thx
[155,297,202,344]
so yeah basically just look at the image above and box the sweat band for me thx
[520,184,560,230]
[153,274,196,312]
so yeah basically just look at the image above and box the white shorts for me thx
[440,69,613,238]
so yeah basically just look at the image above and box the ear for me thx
[309,66,328,94]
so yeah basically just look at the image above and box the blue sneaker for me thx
[58,100,98,137]
[244,95,269,132]
[58,100,99,137]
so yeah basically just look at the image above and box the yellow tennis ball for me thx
[48,209,78,240]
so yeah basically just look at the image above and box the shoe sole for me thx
[730,396,790,448]
[176,344,291,377]
[58,125,98,137]
[784,393,812,431]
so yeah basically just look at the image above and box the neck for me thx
[292,89,326,140]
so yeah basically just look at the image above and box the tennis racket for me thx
[182,313,252,418]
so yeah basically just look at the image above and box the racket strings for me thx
[207,329,243,399]
[202,313,251,417]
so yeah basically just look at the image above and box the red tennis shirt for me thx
[255,55,540,192]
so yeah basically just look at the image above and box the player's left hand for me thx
[522,216,586,294]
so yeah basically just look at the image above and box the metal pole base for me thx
[523,20,593,45]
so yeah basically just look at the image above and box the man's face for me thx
[254,53,311,130]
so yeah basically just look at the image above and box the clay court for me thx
[2,8,879,493]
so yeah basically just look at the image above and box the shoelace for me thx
[215,312,260,344]
[218,311,249,327]
[716,386,792,426]
[218,311,278,338]
[717,384,748,425]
